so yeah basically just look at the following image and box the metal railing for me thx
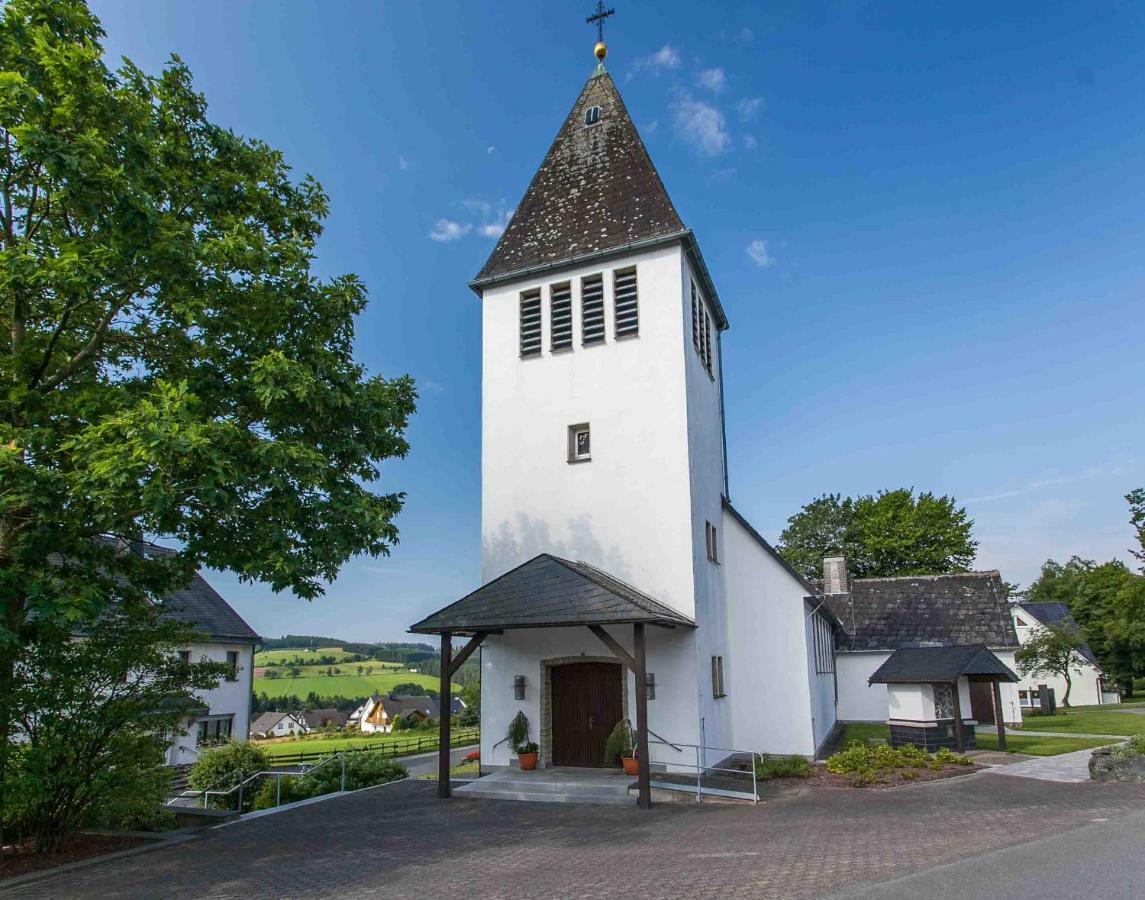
[646,738,762,804]
[169,729,479,813]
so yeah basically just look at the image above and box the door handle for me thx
[589,716,594,729]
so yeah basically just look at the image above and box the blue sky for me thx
[89,1,1145,642]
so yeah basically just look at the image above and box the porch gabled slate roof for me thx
[409,554,694,635]
[869,644,1020,685]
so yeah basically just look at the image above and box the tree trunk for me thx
[0,591,26,849]
[1061,672,1072,708]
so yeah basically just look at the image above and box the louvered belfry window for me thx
[613,267,639,338]
[691,280,702,356]
[692,280,713,373]
[519,289,542,357]
[550,282,573,351]
[581,274,605,345]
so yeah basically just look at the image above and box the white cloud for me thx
[487,145,496,154]
[696,67,727,93]
[671,90,730,157]
[712,167,737,182]
[746,239,775,268]
[743,134,758,150]
[643,120,659,135]
[398,154,411,171]
[628,43,682,80]
[428,219,471,242]
[737,27,754,43]
[736,97,763,122]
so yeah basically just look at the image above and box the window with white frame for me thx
[705,521,719,563]
[711,655,726,698]
[581,274,605,345]
[550,282,573,351]
[568,423,591,462]
[520,289,542,357]
[613,267,638,338]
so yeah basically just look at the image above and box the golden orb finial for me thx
[594,41,608,61]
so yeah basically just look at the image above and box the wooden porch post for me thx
[992,679,1007,751]
[633,623,652,809]
[950,680,965,753]
[438,632,453,799]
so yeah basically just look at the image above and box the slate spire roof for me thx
[475,70,686,283]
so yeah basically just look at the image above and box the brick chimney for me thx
[823,555,848,595]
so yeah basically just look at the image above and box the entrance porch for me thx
[409,553,696,808]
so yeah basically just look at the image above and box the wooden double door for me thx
[550,662,624,767]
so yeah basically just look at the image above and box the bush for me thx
[188,742,272,810]
[933,747,973,767]
[251,753,407,810]
[1111,735,1145,759]
[755,754,812,781]
[825,742,971,785]
[603,719,635,766]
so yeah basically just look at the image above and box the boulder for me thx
[1089,746,1145,783]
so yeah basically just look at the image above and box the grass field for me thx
[257,663,408,678]
[836,721,1112,757]
[259,729,476,760]
[255,647,403,667]
[254,671,458,699]
[1015,707,1145,737]
[975,732,1112,756]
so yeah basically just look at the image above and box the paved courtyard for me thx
[8,773,1145,899]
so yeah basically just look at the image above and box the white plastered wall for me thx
[1010,614,1111,708]
[170,641,255,765]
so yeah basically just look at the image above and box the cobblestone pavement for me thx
[10,773,1145,900]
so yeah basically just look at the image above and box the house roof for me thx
[1014,601,1100,668]
[409,553,695,635]
[250,712,292,734]
[159,570,261,644]
[300,708,348,729]
[869,645,1019,684]
[379,694,438,718]
[470,70,728,330]
[825,571,1018,652]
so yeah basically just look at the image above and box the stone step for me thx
[455,785,634,804]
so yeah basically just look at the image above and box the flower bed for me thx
[823,742,975,788]
[1,833,159,880]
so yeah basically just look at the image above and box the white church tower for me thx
[413,28,838,795]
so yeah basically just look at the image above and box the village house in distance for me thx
[412,25,1021,805]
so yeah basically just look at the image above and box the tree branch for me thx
[36,299,130,392]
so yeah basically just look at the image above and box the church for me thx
[411,30,840,804]
[411,23,1018,805]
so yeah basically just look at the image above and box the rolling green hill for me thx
[253,670,458,700]
[255,647,395,667]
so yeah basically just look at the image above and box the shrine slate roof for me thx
[825,571,1018,652]
[475,71,685,284]
[409,553,694,635]
[869,644,1019,684]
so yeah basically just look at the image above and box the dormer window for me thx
[584,105,601,126]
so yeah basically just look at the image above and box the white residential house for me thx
[1010,602,1116,708]
[411,50,841,775]
[150,548,260,765]
[250,711,307,739]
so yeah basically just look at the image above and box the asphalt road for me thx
[829,806,1145,900]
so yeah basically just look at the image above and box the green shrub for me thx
[506,711,533,753]
[1111,735,1145,759]
[933,747,973,766]
[604,719,635,766]
[251,753,407,810]
[825,742,876,775]
[826,742,973,784]
[189,742,272,810]
[755,754,812,781]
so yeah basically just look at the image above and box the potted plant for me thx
[605,718,639,775]
[507,711,538,770]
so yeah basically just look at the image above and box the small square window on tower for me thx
[568,423,591,463]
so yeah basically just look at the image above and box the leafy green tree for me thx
[459,679,480,726]
[1015,622,1092,707]
[1025,557,1145,697]
[0,0,414,840]
[5,606,226,851]
[390,681,428,696]
[1128,488,1145,568]
[777,489,977,580]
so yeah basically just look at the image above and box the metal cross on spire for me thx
[587,1,616,44]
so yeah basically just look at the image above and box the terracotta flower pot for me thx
[518,751,538,771]
[621,756,639,776]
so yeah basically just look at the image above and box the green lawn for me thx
[260,729,477,760]
[975,732,1112,756]
[836,721,1114,757]
[1015,708,1145,737]
[258,662,406,678]
[254,671,457,699]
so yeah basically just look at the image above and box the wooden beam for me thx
[992,679,1007,752]
[633,623,652,809]
[587,625,637,673]
[447,631,486,678]
[950,680,965,753]
[438,632,453,799]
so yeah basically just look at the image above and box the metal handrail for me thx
[646,738,762,804]
[646,728,683,753]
